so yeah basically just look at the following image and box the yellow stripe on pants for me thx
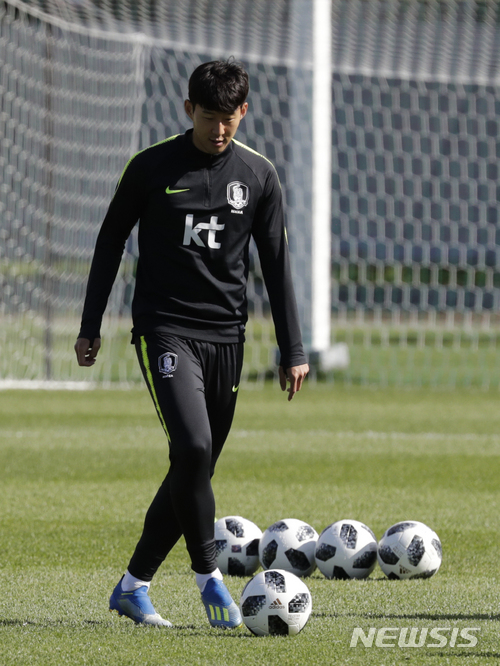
[140,336,170,440]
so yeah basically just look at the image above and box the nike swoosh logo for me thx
[232,385,239,393]
[166,186,190,194]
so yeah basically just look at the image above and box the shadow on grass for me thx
[0,620,37,627]
[312,611,500,622]
[429,653,500,660]
[0,617,254,638]
[0,619,111,628]
[165,624,257,639]
[360,612,500,622]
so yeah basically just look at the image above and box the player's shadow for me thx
[0,619,110,628]
[0,619,34,627]
[148,623,251,637]
[0,618,253,638]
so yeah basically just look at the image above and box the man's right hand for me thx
[74,337,101,366]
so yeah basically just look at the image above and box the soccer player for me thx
[75,59,309,628]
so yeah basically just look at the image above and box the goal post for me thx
[312,0,333,353]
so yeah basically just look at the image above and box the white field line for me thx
[232,430,500,443]
[2,428,497,443]
[0,380,95,391]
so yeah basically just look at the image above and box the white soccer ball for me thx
[315,519,378,579]
[377,520,443,580]
[259,518,318,577]
[240,569,312,636]
[214,516,262,576]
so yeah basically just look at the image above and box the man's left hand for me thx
[279,363,309,401]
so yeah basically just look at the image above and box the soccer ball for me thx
[377,520,443,580]
[259,518,318,577]
[315,519,378,579]
[240,569,312,636]
[214,516,262,576]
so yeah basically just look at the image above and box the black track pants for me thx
[127,333,244,578]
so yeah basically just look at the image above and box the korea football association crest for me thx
[158,352,178,378]
[227,181,249,210]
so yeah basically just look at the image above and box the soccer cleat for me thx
[201,578,243,629]
[109,578,172,627]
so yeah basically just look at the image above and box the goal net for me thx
[1,0,499,388]
[0,0,313,386]
[330,0,500,388]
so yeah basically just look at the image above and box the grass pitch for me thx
[0,384,498,665]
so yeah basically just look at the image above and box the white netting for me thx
[329,0,500,388]
[1,0,500,388]
[0,0,313,385]
[1,9,145,383]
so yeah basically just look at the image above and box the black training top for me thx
[78,129,306,369]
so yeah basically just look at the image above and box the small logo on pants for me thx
[158,352,178,378]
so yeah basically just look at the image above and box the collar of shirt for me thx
[183,129,235,167]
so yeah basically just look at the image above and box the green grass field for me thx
[0,384,498,665]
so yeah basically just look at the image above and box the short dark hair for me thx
[188,59,249,113]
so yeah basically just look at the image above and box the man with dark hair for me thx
[188,58,249,113]
[75,59,309,629]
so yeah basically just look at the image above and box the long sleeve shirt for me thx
[78,129,306,369]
